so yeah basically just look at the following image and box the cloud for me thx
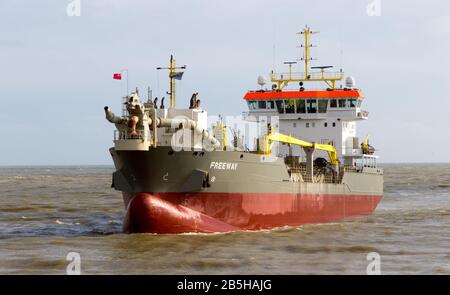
[425,15,450,35]
[0,39,25,48]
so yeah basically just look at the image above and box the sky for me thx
[0,0,449,165]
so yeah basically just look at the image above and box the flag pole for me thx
[121,69,129,96]
[120,69,129,116]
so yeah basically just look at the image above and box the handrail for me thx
[114,130,149,141]
[271,71,344,81]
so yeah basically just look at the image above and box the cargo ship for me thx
[105,26,383,234]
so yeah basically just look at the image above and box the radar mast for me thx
[157,55,186,108]
[271,25,344,90]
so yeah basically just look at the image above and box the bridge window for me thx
[275,100,285,114]
[338,99,346,108]
[267,100,275,109]
[330,99,337,108]
[248,101,257,110]
[356,100,362,108]
[318,99,328,113]
[296,100,306,113]
[258,100,267,109]
[348,99,357,108]
[307,99,317,113]
[285,100,296,113]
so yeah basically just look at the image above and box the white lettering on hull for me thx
[209,161,238,170]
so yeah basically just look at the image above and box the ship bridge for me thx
[242,26,374,166]
[243,89,368,121]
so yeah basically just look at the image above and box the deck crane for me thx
[261,132,339,166]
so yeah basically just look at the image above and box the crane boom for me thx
[263,132,339,165]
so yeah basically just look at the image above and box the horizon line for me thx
[0,162,450,168]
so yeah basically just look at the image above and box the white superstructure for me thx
[242,26,377,167]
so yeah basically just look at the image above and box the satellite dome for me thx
[257,75,267,86]
[345,76,356,88]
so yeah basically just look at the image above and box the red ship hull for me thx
[123,192,382,234]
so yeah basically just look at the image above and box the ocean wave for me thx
[55,220,80,226]
[431,184,450,190]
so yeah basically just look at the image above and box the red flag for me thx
[113,73,122,80]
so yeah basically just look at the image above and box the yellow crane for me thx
[261,132,339,165]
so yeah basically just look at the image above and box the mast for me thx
[298,25,317,79]
[270,25,344,90]
[157,55,186,108]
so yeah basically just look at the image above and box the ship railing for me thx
[114,130,149,141]
[314,173,335,184]
[343,165,361,173]
[343,148,363,157]
[288,166,338,184]
[242,111,267,122]
[271,71,344,81]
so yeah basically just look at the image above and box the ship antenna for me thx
[297,25,318,79]
[156,55,186,108]
[284,61,297,80]
[147,86,152,101]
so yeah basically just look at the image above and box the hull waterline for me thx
[123,192,382,234]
